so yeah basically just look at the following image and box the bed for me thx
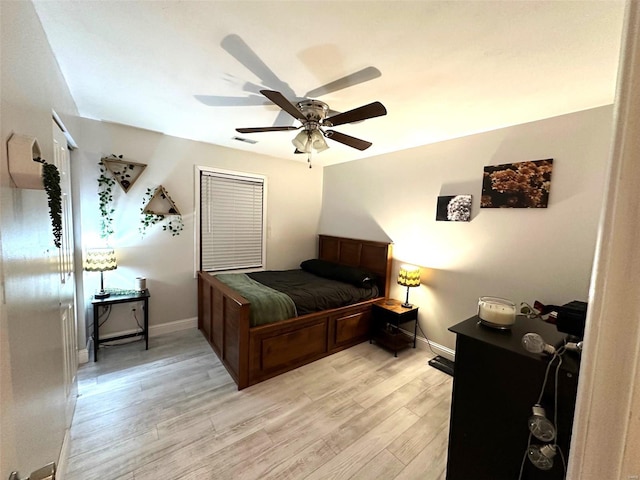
[198,235,393,389]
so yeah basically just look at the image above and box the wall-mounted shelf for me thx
[7,134,43,189]
[101,156,147,193]
[142,185,181,215]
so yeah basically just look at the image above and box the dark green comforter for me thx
[215,273,297,327]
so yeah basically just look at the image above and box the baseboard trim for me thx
[398,326,456,361]
[77,337,91,364]
[56,427,71,480]
[78,346,89,365]
[150,317,197,336]
[99,317,198,343]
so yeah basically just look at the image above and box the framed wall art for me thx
[480,158,553,208]
[436,194,472,221]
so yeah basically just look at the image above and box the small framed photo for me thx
[436,195,472,222]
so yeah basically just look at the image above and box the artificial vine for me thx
[97,155,118,239]
[139,187,184,237]
[37,157,62,248]
[164,215,184,236]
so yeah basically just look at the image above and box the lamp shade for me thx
[397,264,420,287]
[84,248,117,272]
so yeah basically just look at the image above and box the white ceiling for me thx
[32,1,625,167]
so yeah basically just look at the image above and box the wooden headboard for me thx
[318,235,393,297]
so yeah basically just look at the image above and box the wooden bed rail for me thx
[198,272,250,387]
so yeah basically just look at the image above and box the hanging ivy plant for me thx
[97,155,118,239]
[139,187,184,237]
[163,215,184,236]
[36,157,62,248]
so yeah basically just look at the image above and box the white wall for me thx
[1,0,79,476]
[73,118,323,337]
[321,106,613,353]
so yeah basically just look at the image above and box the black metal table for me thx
[92,290,150,361]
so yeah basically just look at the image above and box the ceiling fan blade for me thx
[236,126,299,134]
[194,94,269,107]
[221,34,295,97]
[304,67,382,98]
[260,90,307,122]
[325,130,372,151]
[324,102,387,127]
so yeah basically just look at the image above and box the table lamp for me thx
[397,264,420,308]
[84,248,117,299]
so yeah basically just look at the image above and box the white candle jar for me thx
[135,277,147,291]
[478,296,516,329]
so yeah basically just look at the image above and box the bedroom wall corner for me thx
[72,118,323,338]
[320,105,614,352]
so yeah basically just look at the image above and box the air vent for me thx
[232,136,257,144]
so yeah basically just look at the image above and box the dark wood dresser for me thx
[446,315,580,480]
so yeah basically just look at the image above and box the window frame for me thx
[194,166,267,275]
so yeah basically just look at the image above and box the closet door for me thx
[52,119,78,427]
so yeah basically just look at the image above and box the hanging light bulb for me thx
[522,333,556,355]
[528,404,556,442]
[527,443,556,470]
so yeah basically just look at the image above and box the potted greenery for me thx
[36,157,62,248]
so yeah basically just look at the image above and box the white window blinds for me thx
[200,170,265,272]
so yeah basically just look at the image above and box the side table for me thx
[92,289,150,361]
[371,298,419,356]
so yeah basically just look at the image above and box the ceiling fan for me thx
[235,89,387,161]
[196,34,383,128]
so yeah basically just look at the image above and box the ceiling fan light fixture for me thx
[291,129,329,154]
[239,89,384,154]
[310,129,329,152]
[292,130,310,152]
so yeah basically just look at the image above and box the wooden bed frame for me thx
[198,235,393,390]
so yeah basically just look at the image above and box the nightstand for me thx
[371,298,419,356]
[92,289,150,361]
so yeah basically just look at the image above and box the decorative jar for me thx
[478,296,516,329]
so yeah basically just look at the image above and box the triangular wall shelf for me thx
[142,185,181,215]
[101,156,147,193]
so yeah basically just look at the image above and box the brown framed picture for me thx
[481,159,553,208]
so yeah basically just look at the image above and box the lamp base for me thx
[401,302,413,308]
[94,290,110,299]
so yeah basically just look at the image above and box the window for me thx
[197,167,266,272]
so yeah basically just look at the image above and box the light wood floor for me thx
[68,328,453,480]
